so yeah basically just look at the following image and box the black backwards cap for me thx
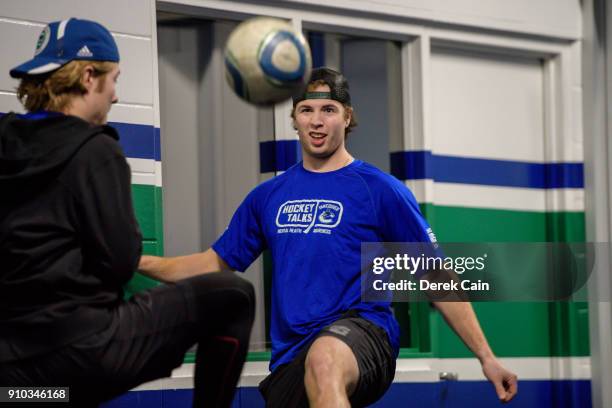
[292,67,351,106]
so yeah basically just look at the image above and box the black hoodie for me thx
[0,112,142,362]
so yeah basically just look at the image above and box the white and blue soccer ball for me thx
[224,17,312,106]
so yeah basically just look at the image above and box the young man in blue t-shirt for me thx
[140,67,517,407]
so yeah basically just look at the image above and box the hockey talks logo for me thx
[276,199,343,234]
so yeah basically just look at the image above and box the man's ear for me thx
[345,107,352,128]
[81,65,96,91]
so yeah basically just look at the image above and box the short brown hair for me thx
[291,80,358,137]
[16,60,115,112]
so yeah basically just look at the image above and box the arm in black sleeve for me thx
[75,137,143,285]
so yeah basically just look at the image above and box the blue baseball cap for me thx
[10,18,120,78]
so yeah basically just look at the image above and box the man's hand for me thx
[481,357,518,403]
[432,301,518,403]
[137,249,230,283]
[137,255,176,283]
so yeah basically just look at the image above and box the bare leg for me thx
[304,336,359,408]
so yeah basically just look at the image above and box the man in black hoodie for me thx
[0,18,254,407]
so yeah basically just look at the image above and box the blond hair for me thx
[16,60,115,112]
[291,80,358,137]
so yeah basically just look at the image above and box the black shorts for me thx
[0,272,254,408]
[258,311,396,408]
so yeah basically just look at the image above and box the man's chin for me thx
[305,149,338,160]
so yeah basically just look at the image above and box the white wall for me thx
[0,0,159,187]
[430,48,545,162]
[282,0,581,39]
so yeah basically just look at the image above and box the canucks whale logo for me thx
[318,210,335,224]
[276,199,343,233]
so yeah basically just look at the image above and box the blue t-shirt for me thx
[213,160,435,370]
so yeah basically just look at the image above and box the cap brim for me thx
[10,57,68,78]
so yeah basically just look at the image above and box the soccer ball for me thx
[224,17,312,106]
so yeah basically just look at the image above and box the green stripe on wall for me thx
[124,184,164,298]
[132,184,164,243]
[419,204,585,243]
[418,204,588,358]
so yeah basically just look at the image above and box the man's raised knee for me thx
[219,273,255,317]
[305,347,336,383]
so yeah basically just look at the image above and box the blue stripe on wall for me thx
[259,140,301,173]
[0,112,159,161]
[108,121,159,161]
[390,151,584,189]
[154,128,162,162]
[445,380,591,408]
[374,380,592,407]
[101,380,592,408]
[308,32,325,69]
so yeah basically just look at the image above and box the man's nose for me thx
[310,111,323,126]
